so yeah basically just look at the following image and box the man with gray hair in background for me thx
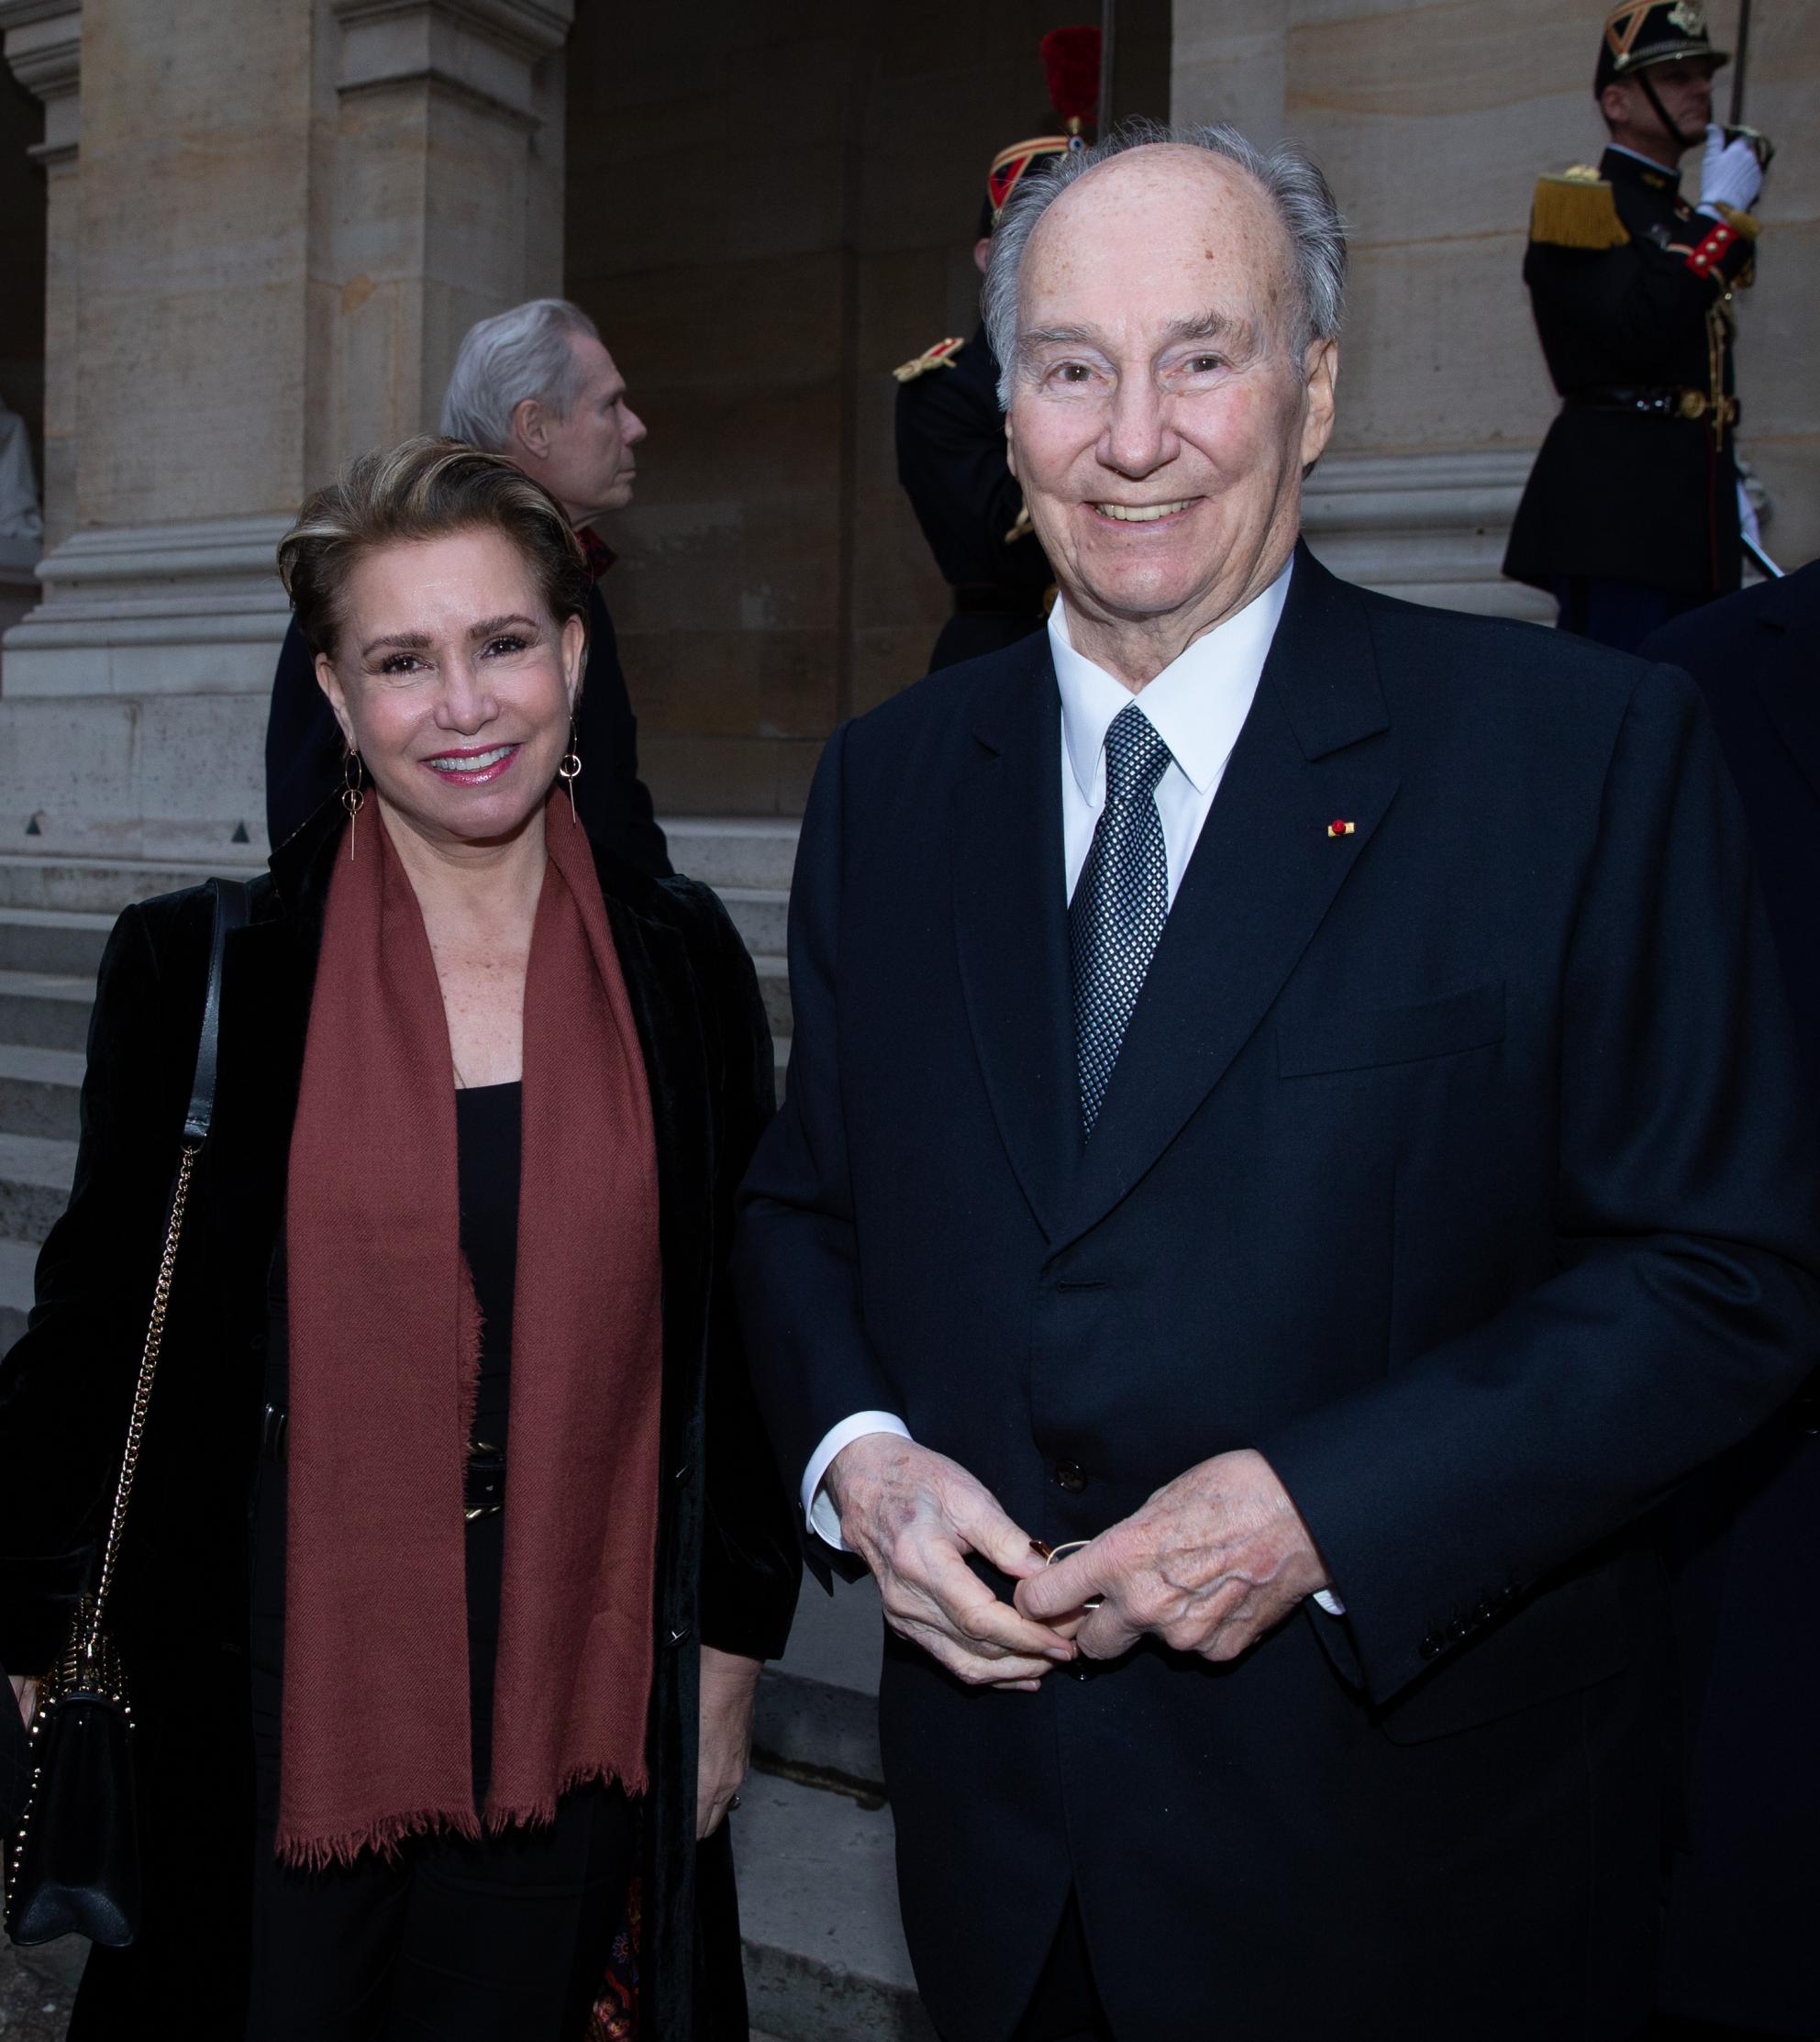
[734,120,1818,2041]
[263,298,669,873]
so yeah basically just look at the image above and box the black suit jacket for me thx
[894,329,1053,672]
[1638,565,1820,2036]
[0,805,795,2038]
[1504,147,1746,598]
[733,548,1820,2042]
[263,582,671,874]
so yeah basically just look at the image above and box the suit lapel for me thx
[949,635,1079,1242]
[1063,549,1400,1247]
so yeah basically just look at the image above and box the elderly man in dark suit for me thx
[264,299,670,874]
[733,119,1820,2042]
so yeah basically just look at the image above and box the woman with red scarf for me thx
[0,438,799,2039]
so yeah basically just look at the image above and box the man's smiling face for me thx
[1005,145,1337,667]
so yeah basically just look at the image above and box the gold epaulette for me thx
[1529,167,1629,250]
[893,337,965,383]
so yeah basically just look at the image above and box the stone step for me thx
[756,1573,883,1792]
[719,888,789,961]
[0,1235,36,1346]
[0,908,115,982]
[733,1770,935,2042]
[756,954,793,1040]
[666,818,801,895]
[0,1045,83,1144]
[0,852,257,917]
[0,970,94,1055]
[0,1133,77,1245]
[0,827,800,919]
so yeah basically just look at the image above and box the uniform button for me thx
[1052,1459,1088,1493]
[1475,1600,1497,1625]
[1450,1615,1473,1641]
[1419,1632,1446,1661]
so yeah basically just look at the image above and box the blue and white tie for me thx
[1070,703,1174,1134]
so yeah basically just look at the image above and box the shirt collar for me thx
[1604,143,1681,194]
[1049,557,1293,803]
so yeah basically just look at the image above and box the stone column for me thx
[0,0,572,862]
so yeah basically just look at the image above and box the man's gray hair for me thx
[982,119,1348,405]
[439,298,602,451]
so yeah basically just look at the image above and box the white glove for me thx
[1699,124,1764,216]
[1737,478,1764,552]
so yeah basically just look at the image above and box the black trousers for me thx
[1552,576,1706,654]
[246,1477,635,2041]
[244,1782,634,2042]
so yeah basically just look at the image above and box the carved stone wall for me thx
[0,0,573,860]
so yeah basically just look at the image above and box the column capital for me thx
[333,0,572,123]
[0,0,81,165]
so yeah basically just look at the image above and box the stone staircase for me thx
[0,824,933,2039]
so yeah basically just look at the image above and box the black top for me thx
[1504,146,1751,597]
[456,1081,521,1449]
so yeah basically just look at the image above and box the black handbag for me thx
[3,877,249,1948]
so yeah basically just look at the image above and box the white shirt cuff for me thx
[802,1412,911,1550]
[1312,1588,1346,1617]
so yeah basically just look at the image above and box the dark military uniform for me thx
[894,327,1054,672]
[1504,146,1755,637]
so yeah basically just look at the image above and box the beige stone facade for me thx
[1,0,1814,858]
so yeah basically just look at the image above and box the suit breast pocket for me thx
[1276,981,1506,1079]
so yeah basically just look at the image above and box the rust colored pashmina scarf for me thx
[279,796,661,1866]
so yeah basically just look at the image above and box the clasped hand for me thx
[826,1437,1330,1687]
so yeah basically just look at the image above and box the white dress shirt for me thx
[800,560,1339,1614]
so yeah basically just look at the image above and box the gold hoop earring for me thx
[557,721,583,827]
[341,749,365,861]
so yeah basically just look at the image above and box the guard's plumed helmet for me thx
[980,26,1103,236]
[1593,0,1730,96]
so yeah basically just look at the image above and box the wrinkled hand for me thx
[9,1671,37,1727]
[1701,123,1765,215]
[1015,1449,1330,1665]
[825,1435,1074,1690]
[697,1645,760,1839]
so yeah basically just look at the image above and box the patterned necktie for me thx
[1071,702,1175,1134]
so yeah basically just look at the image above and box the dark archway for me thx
[563,0,1169,817]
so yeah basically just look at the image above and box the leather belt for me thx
[259,1403,505,1520]
[1563,385,1739,426]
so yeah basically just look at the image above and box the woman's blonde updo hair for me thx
[277,436,592,660]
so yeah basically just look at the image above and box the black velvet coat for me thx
[0,800,800,2038]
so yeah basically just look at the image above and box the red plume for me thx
[1041,25,1102,131]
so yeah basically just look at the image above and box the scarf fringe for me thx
[277,1801,484,1871]
[484,1757,651,1837]
[278,1759,653,1870]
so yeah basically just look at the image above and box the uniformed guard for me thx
[1503,1,1771,651]
[893,27,1101,672]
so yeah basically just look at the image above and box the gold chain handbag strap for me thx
[82,1141,199,1654]
[78,877,250,1658]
